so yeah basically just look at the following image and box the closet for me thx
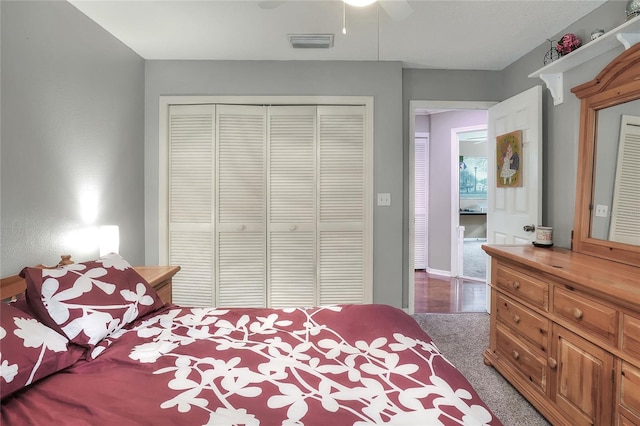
[165,103,372,308]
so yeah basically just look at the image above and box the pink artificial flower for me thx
[556,34,582,55]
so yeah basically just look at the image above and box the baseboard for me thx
[425,268,451,277]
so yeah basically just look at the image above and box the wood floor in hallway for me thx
[414,270,487,313]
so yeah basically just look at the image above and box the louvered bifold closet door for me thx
[317,106,369,305]
[168,105,215,306]
[609,115,640,245]
[414,137,428,270]
[216,105,267,307]
[267,107,316,308]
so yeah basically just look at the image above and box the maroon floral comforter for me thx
[1,304,502,425]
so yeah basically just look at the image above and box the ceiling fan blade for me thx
[378,1,413,21]
[258,1,286,10]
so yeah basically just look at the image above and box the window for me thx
[459,156,487,200]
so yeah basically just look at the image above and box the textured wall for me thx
[1,1,145,274]
[1,0,629,311]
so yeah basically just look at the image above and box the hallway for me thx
[414,271,486,313]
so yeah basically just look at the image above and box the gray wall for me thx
[1,0,631,309]
[499,0,629,248]
[144,60,405,307]
[0,1,145,274]
[428,109,488,272]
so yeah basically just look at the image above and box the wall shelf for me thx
[529,15,640,105]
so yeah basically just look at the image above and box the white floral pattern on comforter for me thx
[1,304,503,426]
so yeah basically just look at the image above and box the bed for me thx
[1,253,503,425]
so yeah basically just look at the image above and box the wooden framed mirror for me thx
[571,43,640,267]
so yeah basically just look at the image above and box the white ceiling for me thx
[68,0,608,70]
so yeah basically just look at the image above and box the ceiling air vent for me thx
[288,34,334,49]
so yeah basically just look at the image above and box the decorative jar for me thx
[628,0,640,20]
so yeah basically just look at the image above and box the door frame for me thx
[408,100,496,315]
[159,95,375,305]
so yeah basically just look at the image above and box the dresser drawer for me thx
[618,412,640,426]
[621,362,640,418]
[553,288,618,345]
[622,314,640,359]
[495,322,547,393]
[496,293,549,353]
[495,263,549,311]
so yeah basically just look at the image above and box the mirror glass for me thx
[591,98,640,246]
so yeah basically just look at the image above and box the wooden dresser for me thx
[482,244,640,426]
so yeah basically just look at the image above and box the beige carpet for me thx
[412,313,551,426]
[463,239,488,279]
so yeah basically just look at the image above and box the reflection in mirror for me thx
[592,101,640,246]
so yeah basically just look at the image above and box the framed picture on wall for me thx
[496,130,522,187]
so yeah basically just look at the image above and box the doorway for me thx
[408,100,496,314]
[456,127,488,281]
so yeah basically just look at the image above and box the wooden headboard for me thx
[1,274,27,301]
[1,255,74,300]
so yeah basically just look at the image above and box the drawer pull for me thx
[572,308,583,320]
[512,350,520,360]
[238,225,246,231]
[548,357,557,369]
[513,281,521,290]
[513,314,521,324]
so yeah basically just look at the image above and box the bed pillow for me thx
[21,253,164,348]
[1,303,84,399]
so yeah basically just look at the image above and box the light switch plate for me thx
[595,204,608,217]
[377,193,391,206]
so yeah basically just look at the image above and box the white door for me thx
[216,105,267,308]
[167,104,216,307]
[317,106,371,305]
[267,106,317,307]
[487,86,542,268]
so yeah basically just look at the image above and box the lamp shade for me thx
[99,225,119,256]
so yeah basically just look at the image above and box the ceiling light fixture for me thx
[342,2,347,34]
[344,0,376,6]
[343,0,375,35]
